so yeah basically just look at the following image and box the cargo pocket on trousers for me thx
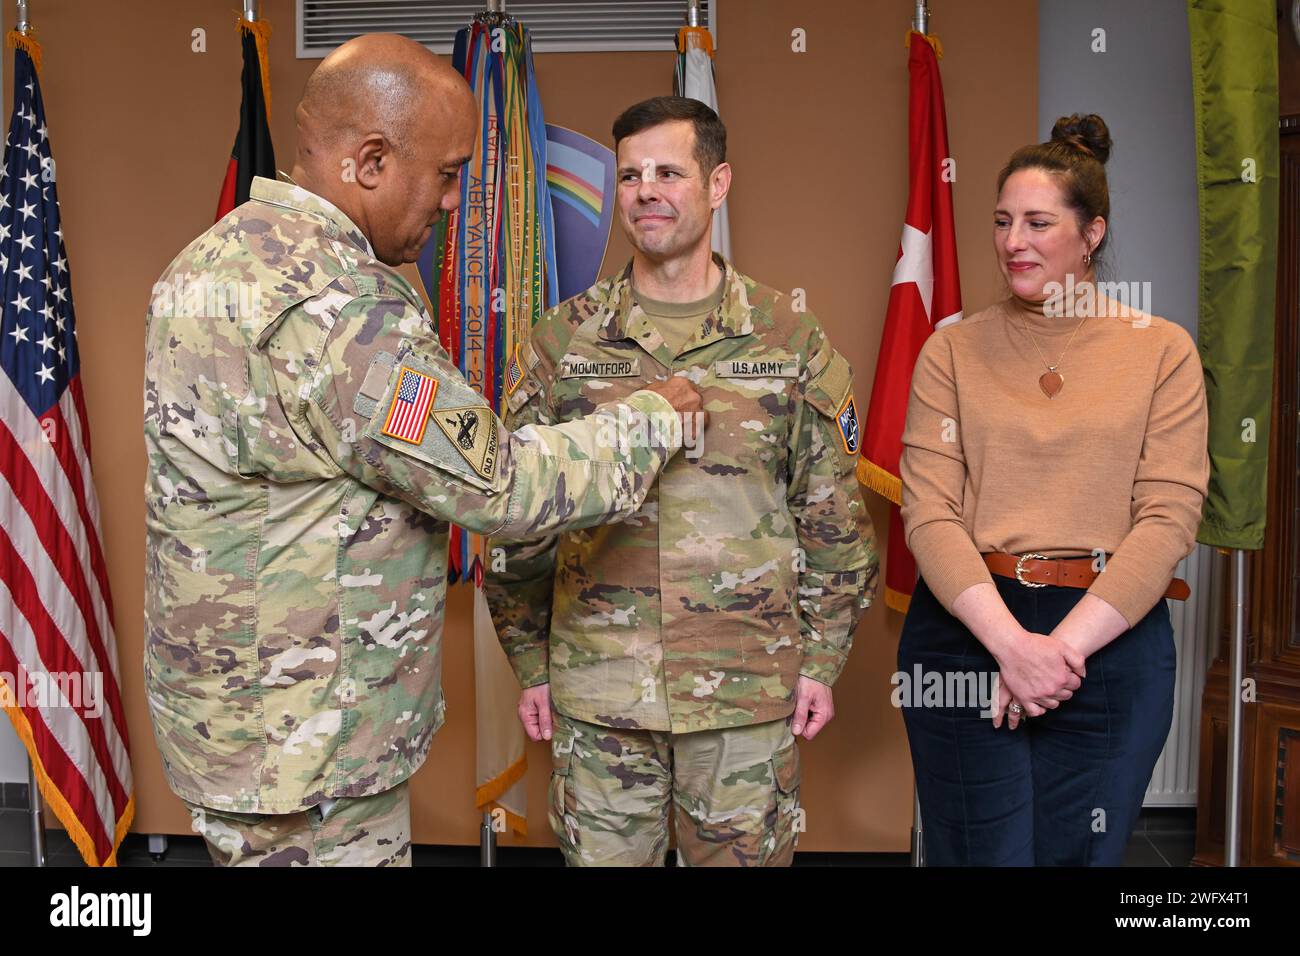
[767,739,803,865]
[549,723,578,855]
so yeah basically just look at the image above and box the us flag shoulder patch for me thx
[381,366,439,444]
[837,393,859,455]
[505,344,525,396]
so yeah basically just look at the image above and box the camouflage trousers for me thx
[548,712,802,867]
[183,780,412,867]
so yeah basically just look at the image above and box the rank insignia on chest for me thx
[505,345,525,396]
[381,366,439,444]
[837,393,859,455]
[431,406,499,480]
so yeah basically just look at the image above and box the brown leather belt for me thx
[982,552,1190,601]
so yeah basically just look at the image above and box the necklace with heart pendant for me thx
[1039,369,1064,398]
[1012,304,1089,399]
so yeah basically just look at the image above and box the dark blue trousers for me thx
[898,571,1176,866]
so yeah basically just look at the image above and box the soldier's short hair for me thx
[612,96,727,178]
[300,59,420,159]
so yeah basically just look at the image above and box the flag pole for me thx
[480,811,497,866]
[242,0,257,22]
[477,0,505,870]
[27,755,46,866]
[688,0,699,28]
[14,0,46,869]
[1225,550,1246,865]
[907,0,931,870]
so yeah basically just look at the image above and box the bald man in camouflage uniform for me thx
[143,37,698,867]
[485,97,878,866]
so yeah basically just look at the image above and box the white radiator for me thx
[1144,542,1218,806]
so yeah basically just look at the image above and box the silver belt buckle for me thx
[1014,552,1049,588]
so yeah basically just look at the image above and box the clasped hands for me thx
[990,627,1087,731]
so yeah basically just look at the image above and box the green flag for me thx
[1187,0,1280,550]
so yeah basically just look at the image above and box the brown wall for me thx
[14,0,1035,852]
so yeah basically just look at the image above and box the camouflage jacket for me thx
[484,255,879,734]
[143,175,681,812]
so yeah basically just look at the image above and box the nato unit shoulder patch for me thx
[381,366,439,444]
[430,405,499,481]
[836,393,860,455]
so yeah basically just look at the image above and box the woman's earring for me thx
[1084,250,1092,266]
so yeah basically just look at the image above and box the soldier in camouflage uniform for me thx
[485,97,879,866]
[143,36,699,867]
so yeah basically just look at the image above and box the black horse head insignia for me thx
[453,410,479,450]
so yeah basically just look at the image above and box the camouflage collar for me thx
[598,253,754,359]
[249,173,375,259]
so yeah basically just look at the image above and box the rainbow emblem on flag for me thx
[545,124,617,303]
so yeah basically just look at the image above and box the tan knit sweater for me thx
[899,290,1210,628]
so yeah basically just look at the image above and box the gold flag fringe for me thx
[3,684,135,866]
[856,456,902,506]
[6,28,42,75]
[904,30,944,58]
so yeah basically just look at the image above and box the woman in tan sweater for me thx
[897,114,1209,866]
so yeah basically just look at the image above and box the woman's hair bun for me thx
[1050,113,1112,165]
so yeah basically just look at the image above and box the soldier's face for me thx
[615,121,721,262]
[367,107,477,267]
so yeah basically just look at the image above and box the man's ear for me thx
[709,162,732,210]
[354,132,388,190]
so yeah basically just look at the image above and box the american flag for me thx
[0,39,133,865]
[381,366,438,444]
[504,346,523,396]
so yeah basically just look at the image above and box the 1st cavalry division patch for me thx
[431,406,499,481]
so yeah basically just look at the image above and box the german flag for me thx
[215,17,274,221]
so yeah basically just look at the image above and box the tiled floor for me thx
[0,802,1198,867]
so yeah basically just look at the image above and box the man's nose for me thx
[636,172,660,202]
[443,185,462,211]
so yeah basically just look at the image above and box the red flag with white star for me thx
[857,31,962,613]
